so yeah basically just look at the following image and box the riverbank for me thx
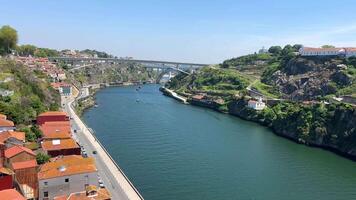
[160,88,356,161]
[65,88,144,200]
[75,81,154,116]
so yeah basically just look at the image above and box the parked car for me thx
[99,183,105,188]
[93,150,97,154]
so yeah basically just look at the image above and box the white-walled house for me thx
[299,47,356,58]
[38,155,98,200]
[248,97,266,110]
[346,48,356,58]
[299,47,345,56]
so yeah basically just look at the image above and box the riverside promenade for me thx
[63,88,144,200]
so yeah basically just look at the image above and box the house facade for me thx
[37,112,70,126]
[4,146,36,167]
[12,160,38,199]
[0,167,14,190]
[41,139,81,157]
[248,97,266,110]
[300,47,356,57]
[38,155,98,200]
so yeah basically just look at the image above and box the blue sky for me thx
[1,0,356,63]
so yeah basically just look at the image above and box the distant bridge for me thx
[48,57,209,72]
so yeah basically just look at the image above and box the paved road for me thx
[61,95,142,200]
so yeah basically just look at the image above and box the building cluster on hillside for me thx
[299,47,356,57]
[60,50,98,59]
[15,56,67,82]
[14,56,73,97]
[0,111,111,200]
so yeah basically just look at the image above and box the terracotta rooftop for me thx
[0,119,14,127]
[38,155,97,180]
[38,111,68,117]
[12,159,38,170]
[0,131,25,143]
[54,186,111,200]
[301,47,345,52]
[0,167,14,175]
[0,113,7,120]
[40,121,71,139]
[4,145,35,158]
[42,138,79,151]
[0,189,26,200]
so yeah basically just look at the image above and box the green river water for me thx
[82,84,356,200]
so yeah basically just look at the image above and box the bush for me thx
[36,153,51,165]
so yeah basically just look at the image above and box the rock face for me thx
[227,99,356,160]
[267,57,352,101]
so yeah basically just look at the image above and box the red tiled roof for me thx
[301,47,344,52]
[42,138,79,151]
[38,155,97,180]
[4,146,35,158]
[0,189,26,200]
[38,111,68,117]
[40,121,71,139]
[12,159,38,170]
[0,119,14,127]
[0,131,25,143]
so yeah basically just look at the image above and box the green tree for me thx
[268,46,282,54]
[17,44,37,56]
[321,45,335,48]
[292,44,303,51]
[0,25,18,54]
[36,153,51,164]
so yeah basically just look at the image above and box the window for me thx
[44,191,48,197]
[65,178,69,183]
[44,182,48,186]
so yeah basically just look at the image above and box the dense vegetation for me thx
[0,59,60,126]
[167,44,356,159]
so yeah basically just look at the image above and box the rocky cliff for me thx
[228,98,356,159]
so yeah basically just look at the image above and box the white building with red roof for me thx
[299,47,356,58]
[248,97,266,111]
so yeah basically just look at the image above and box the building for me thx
[0,189,26,200]
[12,160,38,199]
[299,47,356,57]
[346,48,356,58]
[39,121,71,140]
[51,83,72,96]
[0,167,14,190]
[37,112,70,126]
[4,146,36,167]
[0,131,25,148]
[41,139,81,157]
[248,97,266,110]
[54,185,111,200]
[0,118,15,132]
[38,155,98,200]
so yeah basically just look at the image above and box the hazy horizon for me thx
[1,0,356,63]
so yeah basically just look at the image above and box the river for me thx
[82,84,356,200]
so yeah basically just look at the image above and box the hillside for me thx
[0,59,60,126]
[66,62,159,87]
[166,46,356,159]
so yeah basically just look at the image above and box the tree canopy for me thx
[0,25,18,55]
[268,46,282,54]
[321,45,335,48]
[17,44,37,56]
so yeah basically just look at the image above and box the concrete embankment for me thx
[159,87,187,103]
[68,94,144,200]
